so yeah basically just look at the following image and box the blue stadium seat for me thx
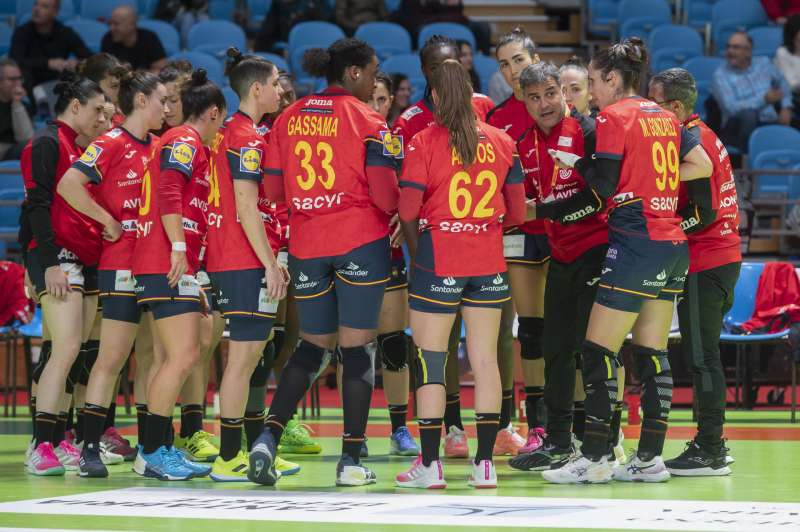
[587,0,620,38]
[382,53,424,101]
[695,83,711,120]
[649,24,704,72]
[80,0,135,21]
[187,20,246,58]
[683,0,717,29]
[65,19,106,53]
[355,22,412,61]
[472,53,497,95]
[253,52,289,72]
[16,0,75,21]
[722,262,763,328]
[385,0,401,11]
[711,0,768,54]
[168,51,224,85]
[0,0,14,16]
[418,22,475,50]
[222,86,239,115]
[748,125,800,198]
[748,26,783,57]
[138,18,180,56]
[0,21,11,55]
[617,0,672,40]
[684,55,724,84]
[749,125,800,160]
[208,0,235,19]
[0,188,23,237]
[137,0,158,17]
[245,0,272,31]
[288,21,344,51]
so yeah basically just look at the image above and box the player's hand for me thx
[44,265,70,300]
[548,149,580,169]
[390,215,405,247]
[167,251,188,288]
[265,261,289,301]
[102,219,123,242]
[525,198,538,221]
[765,88,783,104]
[11,86,26,103]
[199,290,210,317]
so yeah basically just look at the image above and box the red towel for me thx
[741,262,800,333]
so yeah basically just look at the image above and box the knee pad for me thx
[378,331,409,372]
[79,339,99,386]
[413,347,447,387]
[272,324,285,356]
[286,339,332,383]
[249,341,274,388]
[32,340,52,384]
[339,342,377,387]
[580,340,620,422]
[517,317,544,360]
[66,346,86,394]
[632,344,673,421]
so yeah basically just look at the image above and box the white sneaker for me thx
[73,441,124,465]
[395,455,446,489]
[542,453,613,484]
[467,459,497,488]
[335,455,377,487]
[613,454,671,483]
[24,439,35,466]
[54,440,80,471]
[613,429,626,464]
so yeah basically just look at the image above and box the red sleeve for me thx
[398,135,428,222]
[158,168,185,216]
[503,182,526,227]
[263,128,284,206]
[594,110,624,160]
[399,186,424,223]
[366,165,399,214]
[472,95,494,121]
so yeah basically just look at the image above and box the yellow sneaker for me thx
[275,456,300,476]
[279,420,322,454]
[210,450,249,482]
[174,430,219,462]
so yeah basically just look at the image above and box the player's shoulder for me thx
[472,92,493,104]
[399,102,425,122]
[486,95,513,121]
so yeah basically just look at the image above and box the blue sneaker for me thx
[390,427,420,456]
[172,447,211,478]
[248,429,279,486]
[133,445,193,480]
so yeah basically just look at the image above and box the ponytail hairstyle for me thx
[496,27,536,59]
[432,59,478,167]
[181,69,226,120]
[591,37,649,92]
[118,70,162,116]
[224,47,276,99]
[76,53,129,85]
[53,70,104,116]
[158,59,193,85]
[303,38,375,84]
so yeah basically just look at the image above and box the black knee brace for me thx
[339,342,377,387]
[79,339,100,386]
[272,324,285,356]
[32,340,52,384]
[517,317,544,360]
[633,344,673,422]
[66,346,86,394]
[412,347,447,387]
[580,340,620,424]
[249,340,275,388]
[286,339,332,383]
[379,331,409,372]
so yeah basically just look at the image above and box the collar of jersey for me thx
[51,119,78,144]
[117,125,151,146]
[318,86,351,97]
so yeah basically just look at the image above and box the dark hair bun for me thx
[623,37,648,64]
[53,70,79,96]
[190,69,208,86]
[302,48,331,78]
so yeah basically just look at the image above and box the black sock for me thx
[143,413,169,454]
[180,404,204,438]
[104,402,117,431]
[166,416,175,446]
[83,403,108,447]
[388,404,408,433]
[53,412,67,445]
[264,415,287,442]
[499,389,514,429]
[609,401,623,447]
[34,411,57,445]
[136,403,148,444]
[65,407,74,433]
[418,418,442,466]
[475,412,500,464]
[339,345,374,463]
[572,401,586,442]
[582,416,611,461]
[524,386,544,429]
[444,393,464,431]
[220,417,243,461]
[244,410,265,451]
[75,408,85,443]
[267,339,327,425]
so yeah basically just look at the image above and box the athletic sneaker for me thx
[275,456,300,476]
[64,429,76,445]
[519,426,546,455]
[468,459,498,488]
[26,442,65,476]
[335,454,377,486]
[722,440,735,465]
[211,450,250,482]
[542,453,613,484]
[509,440,572,472]
[248,430,280,486]
[613,429,626,464]
[279,420,322,454]
[395,455,446,489]
[133,445,193,481]
[390,427,420,456]
[54,440,81,471]
[78,442,108,478]
[493,423,525,456]
[613,454,671,482]
[74,440,124,465]
[174,430,219,462]
[665,440,731,477]
[443,426,469,458]
[101,427,137,461]
[174,447,212,478]
[361,438,369,458]
[24,439,34,466]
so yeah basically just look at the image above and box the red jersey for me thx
[112,112,126,127]
[20,121,102,267]
[679,115,741,273]
[400,121,522,276]
[595,97,686,241]
[258,114,289,246]
[71,126,156,270]
[518,110,608,263]
[264,87,397,259]
[392,93,494,144]
[206,111,282,272]
[133,124,210,275]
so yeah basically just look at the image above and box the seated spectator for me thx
[711,31,793,153]
[457,39,481,92]
[389,73,411,124]
[775,14,800,119]
[762,0,800,23]
[254,0,332,53]
[101,5,167,72]
[335,0,387,36]
[9,0,91,95]
[154,0,209,49]
[0,59,34,161]
[394,0,491,54]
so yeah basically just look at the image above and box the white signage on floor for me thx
[0,488,798,531]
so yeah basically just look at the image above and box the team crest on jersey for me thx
[239,147,263,173]
[79,144,102,165]
[169,142,196,169]
[380,131,404,158]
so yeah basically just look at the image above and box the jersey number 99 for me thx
[448,170,498,219]
[652,140,679,192]
[295,140,336,191]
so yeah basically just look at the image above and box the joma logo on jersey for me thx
[292,192,345,211]
[189,197,208,212]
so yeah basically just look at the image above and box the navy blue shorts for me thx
[134,273,202,320]
[596,231,689,313]
[98,269,140,324]
[386,254,408,292]
[24,247,97,298]
[289,237,390,335]
[195,270,217,313]
[209,268,275,342]
[503,230,550,266]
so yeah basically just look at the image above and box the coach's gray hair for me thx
[650,68,698,113]
[519,62,560,91]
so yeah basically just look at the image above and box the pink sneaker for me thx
[64,428,76,445]
[101,427,137,461]
[26,442,65,476]
[519,427,547,454]
[55,440,81,470]
[443,426,469,458]
[395,455,446,489]
[493,423,525,456]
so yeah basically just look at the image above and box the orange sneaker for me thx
[443,426,469,458]
[493,423,525,456]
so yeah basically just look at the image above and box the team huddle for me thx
[18,26,742,489]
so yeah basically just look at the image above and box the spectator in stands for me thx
[335,0,387,36]
[711,31,793,153]
[394,0,491,54]
[154,0,210,48]
[457,39,481,92]
[9,0,91,94]
[389,73,411,124]
[488,70,512,105]
[776,16,800,96]
[0,59,34,161]
[254,0,333,52]
[762,0,800,23]
[101,5,167,72]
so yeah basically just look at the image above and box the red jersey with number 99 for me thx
[595,97,685,241]
[400,121,520,277]
[133,124,210,275]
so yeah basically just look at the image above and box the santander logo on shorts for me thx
[339,262,368,277]
[294,272,318,290]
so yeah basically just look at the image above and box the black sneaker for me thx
[360,438,369,458]
[78,443,108,478]
[665,440,731,477]
[721,439,735,465]
[248,429,279,486]
[509,440,572,472]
